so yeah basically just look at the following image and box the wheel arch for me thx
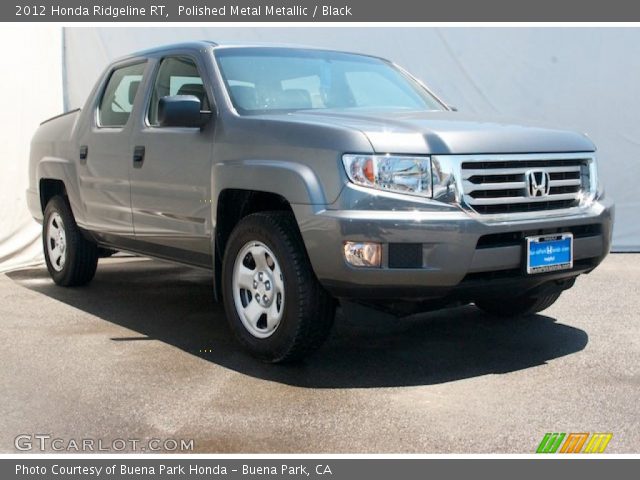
[213,188,300,300]
[211,160,330,300]
[39,178,67,212]
[36,155,84,225]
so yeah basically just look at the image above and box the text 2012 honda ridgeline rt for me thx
[27,42,614,362]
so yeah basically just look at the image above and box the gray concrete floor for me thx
[0,254,638,453]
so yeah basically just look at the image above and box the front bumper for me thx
[294,194,614,300]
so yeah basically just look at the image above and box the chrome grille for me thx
[459,155,594,215]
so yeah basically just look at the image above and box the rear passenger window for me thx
[98,62,146,127]
[148,57,210,125]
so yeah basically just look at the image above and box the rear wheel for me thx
[222,211,335,363]
[475,292,562,317]
[43,195,98,286]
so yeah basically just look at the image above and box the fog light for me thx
[343,241,382,268]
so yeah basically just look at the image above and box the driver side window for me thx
[148,56,210,125]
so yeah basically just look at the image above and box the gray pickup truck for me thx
[28,41,613,362]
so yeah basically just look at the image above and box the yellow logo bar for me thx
[583,433,613,453]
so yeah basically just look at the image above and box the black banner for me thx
[4,459,639,479]
[6,0,640,22]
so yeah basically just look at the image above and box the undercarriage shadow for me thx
[8,257,588,388]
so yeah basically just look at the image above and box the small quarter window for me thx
[98,62,146,127]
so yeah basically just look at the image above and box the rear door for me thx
[77,60,147,237]
[129,55,214,267]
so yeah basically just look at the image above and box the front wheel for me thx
[43,195,98,286]
[475,292,562,317]
[221,211,335,363]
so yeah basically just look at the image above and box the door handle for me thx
[79,145,88,164]
[133,146,145,168]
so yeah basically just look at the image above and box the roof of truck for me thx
[130,40,217,56]
[127,40,382,60]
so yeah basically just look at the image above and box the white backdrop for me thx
[1,27,638,271]
[0,27,63,272]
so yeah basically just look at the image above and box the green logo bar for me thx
[536,433,566,453]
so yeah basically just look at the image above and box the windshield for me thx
[214,48,445,114]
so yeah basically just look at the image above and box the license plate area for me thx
[526,233,573,274]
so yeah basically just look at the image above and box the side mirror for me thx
[158,95,211,128]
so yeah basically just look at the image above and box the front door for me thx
[129,55,214,267]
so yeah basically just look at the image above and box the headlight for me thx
[591,158,604,200]
[342,154,432,197]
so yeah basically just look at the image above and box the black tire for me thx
[221,211,335,363]
[43,195,98,286]
[475,292,562,317]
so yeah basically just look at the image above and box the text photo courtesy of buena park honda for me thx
[0,26,638,454]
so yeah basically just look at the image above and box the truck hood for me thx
[276,110,595,155]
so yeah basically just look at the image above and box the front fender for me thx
[210,159,337,301]
[212,159,335,207]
